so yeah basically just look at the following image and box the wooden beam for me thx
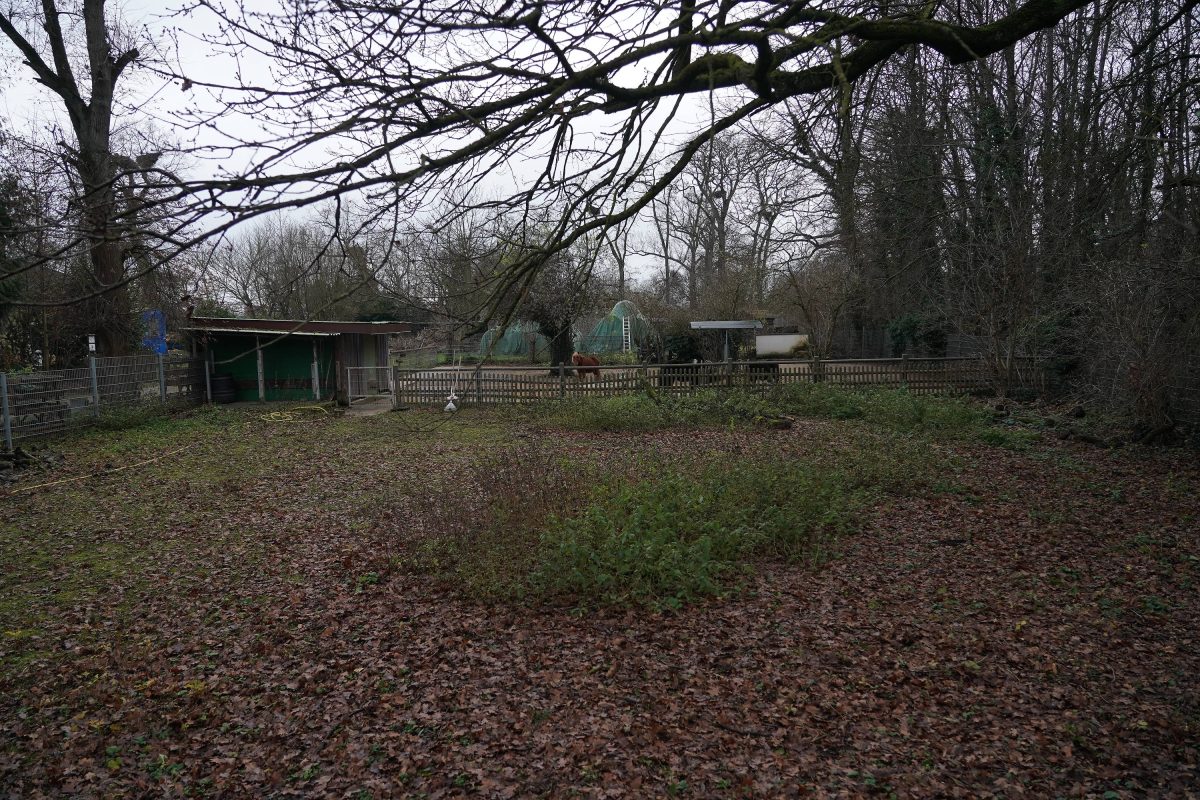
[256,335,265,402]
[312,340,321,400]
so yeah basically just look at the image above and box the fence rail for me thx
[393,357,1042,407]
[1,355,205,449]
[1,355,1045,448]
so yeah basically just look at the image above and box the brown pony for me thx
[571,351,601,381]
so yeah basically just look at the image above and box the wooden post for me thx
[311,341,321,400]
[558,363,566,399]
[475,368,482,405]
[203,357,212,403]
[901,353,909,391]
[256,336,265,402]
[157,353,167,402]
[0,372,12,453]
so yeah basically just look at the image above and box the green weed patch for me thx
[416,428,936,608]
[545,384,993,441]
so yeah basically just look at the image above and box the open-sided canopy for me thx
[689,320,764,330]
[689,320,763,361]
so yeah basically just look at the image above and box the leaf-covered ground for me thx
[1,405,1197,798]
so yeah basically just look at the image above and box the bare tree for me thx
[165,0,1095,310]
[782,253,860,360]
[0,0,170,353]
[391,205,506,351]
[205,210,400,320]
[642,176,705,309]
[8,0,1193,433]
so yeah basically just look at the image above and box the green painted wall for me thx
[208,334,337,401]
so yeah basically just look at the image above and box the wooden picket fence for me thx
[392,357,1042,407]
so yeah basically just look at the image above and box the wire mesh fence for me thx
[1,355,206,449]
[1169,356,1200,427]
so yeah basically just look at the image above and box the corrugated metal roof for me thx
[689,320,764,330]
[187,316,413,335]
[184,326,337,337]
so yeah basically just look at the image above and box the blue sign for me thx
[140,309,167,354]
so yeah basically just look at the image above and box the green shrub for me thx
[414,431,939,608]
[546,394,674,431]
[425,386,1038,608]
[661,390,779,426]
[706,390,782,423]
[977,427,1041,450]
[850,390,985,434]
[527,460,866,607]
[770,383,865,420]
[550,389,788,430]
[92,402,173,432]
[596,352,642,366]
[543,384,991,439]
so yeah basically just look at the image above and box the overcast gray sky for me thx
[0,1,769,288]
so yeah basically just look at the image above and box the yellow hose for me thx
[260,405,330,422]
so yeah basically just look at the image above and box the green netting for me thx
[576,301,654,354]
[478,321,550,358]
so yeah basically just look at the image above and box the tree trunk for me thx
[548,324,574,367]
[0,0,138,355]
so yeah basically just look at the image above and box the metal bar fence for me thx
[1172,359,1200,426]
[0,355,205,449]
[346,365,395,406]
[392,357,1045,407]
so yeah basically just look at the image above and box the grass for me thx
[771,383,988,435]
[0,404,494,671]
[91,401,177,432]
[0,386,1026,625]
[3,389,1197,798]
[544,393,677,431]
[439,385,1045,607]
[526,459,864,608]
[977,426,1042,450]
[73,404,241,456]
[545,383,990,440]
[416,404,941,608]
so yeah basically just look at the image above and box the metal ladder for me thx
[621,315,632,352]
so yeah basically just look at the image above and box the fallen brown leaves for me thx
[0,408,1197,798]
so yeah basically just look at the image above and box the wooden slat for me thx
[389,357,1011,405]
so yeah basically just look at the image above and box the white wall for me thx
[755,334,809,356]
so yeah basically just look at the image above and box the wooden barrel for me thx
[211,374,238,404]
